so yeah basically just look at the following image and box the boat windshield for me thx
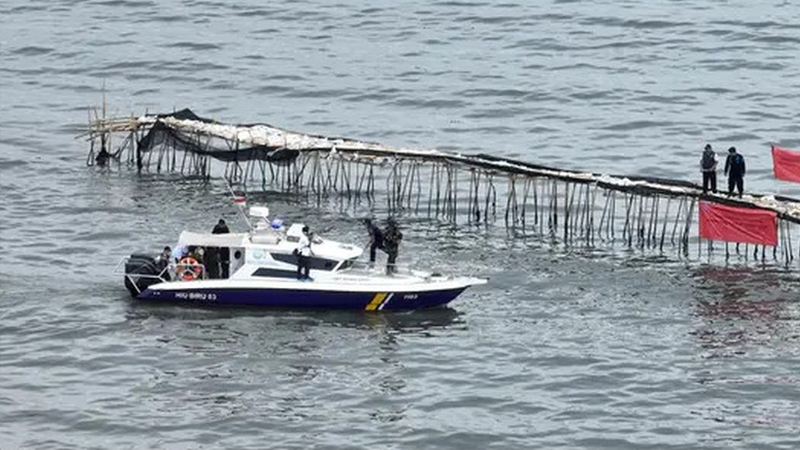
[336,258,356,271]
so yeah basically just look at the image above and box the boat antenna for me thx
[223,178,252,230]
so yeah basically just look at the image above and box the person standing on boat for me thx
[724,147,746,198]
[157,246,171,265]
[205,245,220,279]
[296,226,313,280]
[212,218,230,278]
[700,143,718,194]
[156,246,172,281]
[171,244,187,263]
[383,219,403,275]
[363,218,385,265]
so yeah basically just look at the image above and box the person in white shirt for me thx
[170,244,187,263]
[296,226,313,280]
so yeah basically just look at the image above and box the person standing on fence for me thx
[724,146,746,198]
[700,143,718,194]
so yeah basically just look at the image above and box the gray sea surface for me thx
[2,0,800,449]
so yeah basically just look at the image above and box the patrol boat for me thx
[117,206,486,310]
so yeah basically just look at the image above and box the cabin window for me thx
[270,253,338,271]
[337,259,355,271]
[251,268,298,279]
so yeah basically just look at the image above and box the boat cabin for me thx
[174,207,363,281]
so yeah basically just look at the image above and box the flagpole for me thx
[224,178,252,230]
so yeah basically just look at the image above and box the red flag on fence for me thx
[772,145,800,183]
[698,201,777,246]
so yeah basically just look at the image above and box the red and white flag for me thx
[772,145,800,183]
[232,191,247,206]
[698,201,777,246]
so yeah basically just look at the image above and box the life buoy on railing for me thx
[177,256,202,281]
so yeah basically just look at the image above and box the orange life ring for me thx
[177,256,202,281]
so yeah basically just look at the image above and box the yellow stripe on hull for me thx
[365,292,387,311]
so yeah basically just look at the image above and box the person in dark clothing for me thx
[156,246,172,281]
[212,218,230,278]
[205,246,219,279]
[363,219,385,264]
[700,143,718,194]
[383,219,403,275]
[157,246,171,266]
[213,219,230,234]
[724,147,746,198]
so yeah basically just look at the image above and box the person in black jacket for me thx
[383,219,403,275]
[212,218,230,234]
[156,246,172,281]
[212,218,230,278]
[724,147,746,198]
[363,219,385,265]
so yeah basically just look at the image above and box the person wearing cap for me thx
[724,147,746,197]
[700,143,718,194]
[296,225,313,280]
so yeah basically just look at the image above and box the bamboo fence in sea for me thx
[81,108,800,266]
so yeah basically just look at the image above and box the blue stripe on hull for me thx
[137,287,468,310]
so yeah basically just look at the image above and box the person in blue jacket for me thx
[724,147,746,198]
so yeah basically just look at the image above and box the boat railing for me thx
[114,256,210,289]
[113,256,171,295]
[113,257,170,280]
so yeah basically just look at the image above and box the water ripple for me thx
[3,0,800,448]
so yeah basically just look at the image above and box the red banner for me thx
[772,145,800,183]
[698,201,777,246]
